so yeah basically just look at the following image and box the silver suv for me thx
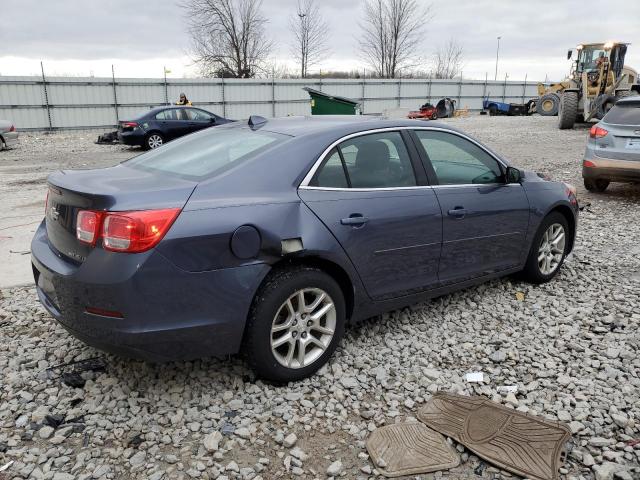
[582,96,640,192]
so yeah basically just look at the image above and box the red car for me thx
[408,103,438,120]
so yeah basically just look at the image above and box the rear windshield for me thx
[603,103,640,125]
[126,126,286,180]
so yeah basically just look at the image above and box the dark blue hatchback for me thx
[118,106,231,150]
[32,116,578,382]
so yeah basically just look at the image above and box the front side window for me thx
[311,131,416,188]
[415,130,503,185]
[187,109,214,122]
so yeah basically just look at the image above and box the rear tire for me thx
[584,178,610,192]
[244,266,346,383]
[430,112,438,120]
[521,212,570,284]
[144,133,164,150]
[537,93,560,116]
[558,92,578,129]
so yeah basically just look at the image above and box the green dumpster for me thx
[303,87,361,115]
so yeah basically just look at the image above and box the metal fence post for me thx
[111,65,119,125]
[522,73,527,103]
[397,77,401,107]
[221,78,226,118]
[457,73,463,108]
[163,67,168,104]
[482,72,488,100]
[361,72,366,114]
[40,61,53,131]
[427,77,432,104]
[271,70,276,117]
[502,73,508,102]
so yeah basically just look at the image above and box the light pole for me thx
[298,13,307,78]
[494,36,501,81]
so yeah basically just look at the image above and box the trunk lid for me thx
[45,164,196,263]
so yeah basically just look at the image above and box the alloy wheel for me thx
[271,288,336,369]
[538,223,565,275]
[148,134,163,149]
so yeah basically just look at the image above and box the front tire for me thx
[145,133,164,150]
[558,92,578,129]
[244,266,346,383]
[584,178,609,192]
[521,212,570,284]
[537,93,560,116]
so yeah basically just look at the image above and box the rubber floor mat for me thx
[417,393,571,480]
[366,422,460,477]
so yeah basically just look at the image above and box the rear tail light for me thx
[583,159,596,167]
[77,210,104,245]
[76,208,180,253]
[9,125,15,132]
[121,121,138,128]
[102,208,180,253]
[590,125,608,138]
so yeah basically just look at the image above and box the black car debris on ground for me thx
[98,106,233,149]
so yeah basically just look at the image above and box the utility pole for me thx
[494,36,501,81]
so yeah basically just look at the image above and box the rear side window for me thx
[155,109,177,120]
[603,103,640,124]
[311,131,416,188]
[310,149,348,188]
[126,127,285,179]
[415,130,503,185]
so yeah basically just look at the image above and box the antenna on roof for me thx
[248,115,268,129]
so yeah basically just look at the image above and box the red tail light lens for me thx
[77,210,104,245]
[590,125,608,138]
[9,125,15,132]
[121,121,138,128]
[583,159,596,167]
[102,208,180,253]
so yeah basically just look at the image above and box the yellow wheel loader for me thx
[537,42,639,128]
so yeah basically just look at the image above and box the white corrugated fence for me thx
[0,76,542,130]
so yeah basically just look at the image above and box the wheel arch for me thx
[547,204,576,253]
[259,256,356,323]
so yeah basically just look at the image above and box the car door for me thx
[154,109,188,140]
[186,108,216,133]
[298,130,443,300]
[412,129,530,285]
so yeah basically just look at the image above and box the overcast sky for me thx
[1,0,639,81]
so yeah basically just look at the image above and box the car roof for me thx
[243,115,455,137]
[615,96,640,106]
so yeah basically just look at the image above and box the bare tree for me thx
[289,0,330,78]
[183,0,273,78]
[358,0,431,78]
[432,39,464,79]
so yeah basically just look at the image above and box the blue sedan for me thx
[118,106,232,150]
[32,116,578,382]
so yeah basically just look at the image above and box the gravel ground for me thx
[1,116,639,480]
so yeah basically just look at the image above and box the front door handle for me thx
[448,207,467,218]
[341,214,369,226]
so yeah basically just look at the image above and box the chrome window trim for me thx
[299,126,509,189]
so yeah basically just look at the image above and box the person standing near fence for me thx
[176,93,192,106]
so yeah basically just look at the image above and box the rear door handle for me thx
[448,207,467,218]
[341,215,369,226]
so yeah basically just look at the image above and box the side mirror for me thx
[505,166,522,184]
[567,49,573,60]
